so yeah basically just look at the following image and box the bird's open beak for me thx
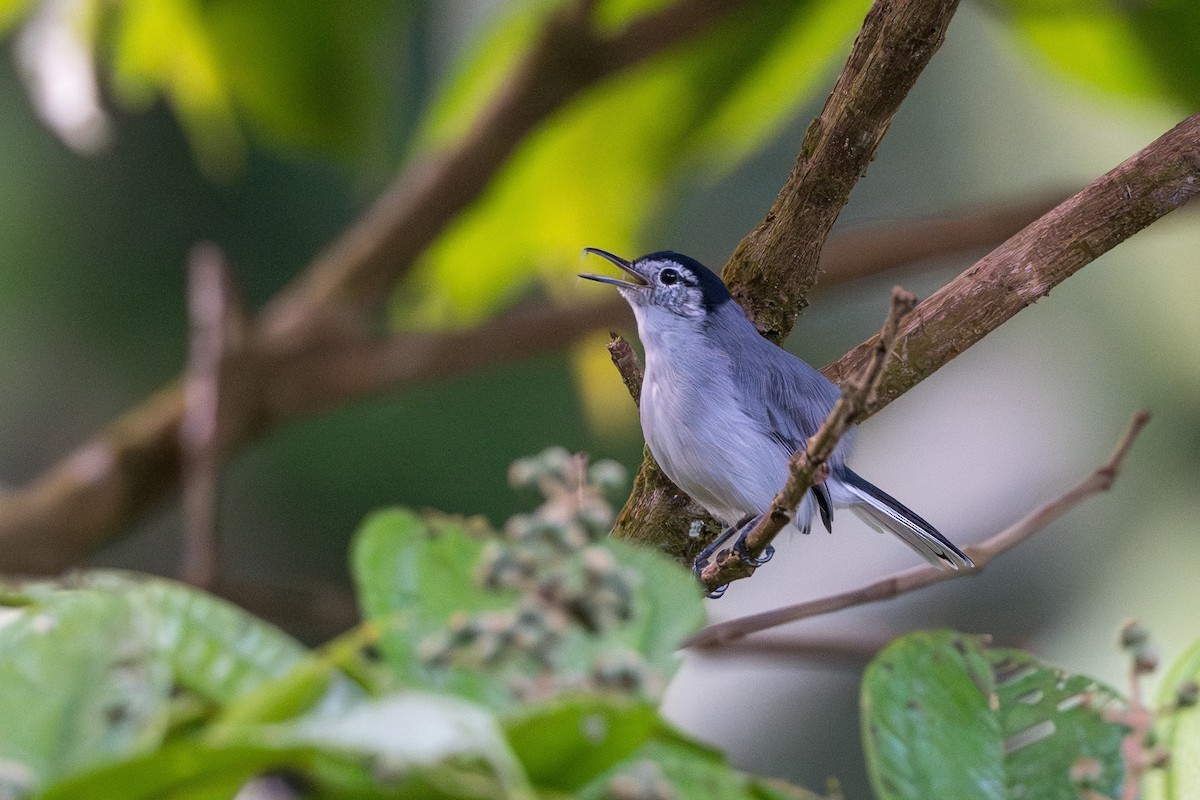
[578,247,649,289]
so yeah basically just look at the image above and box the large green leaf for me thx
[861,630,1127,800]
[395,0,868,328]
[36,740,320,800]
[350,508,704,710]
[0,587,172,797]
[987,647,1127,799]
[996,0,1200,109]
[503,694,659,791]
[82,572,311,706]
[103,0,390,174]
[0,571,325,796]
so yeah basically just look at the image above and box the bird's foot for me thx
[732,539,774,567]
[691,555,729,599]
[729,513,773,567]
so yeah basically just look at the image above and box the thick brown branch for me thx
[822,114,1200,413]
[683,411,1150,649]
[723,0,960,340]
[697,288,917,593]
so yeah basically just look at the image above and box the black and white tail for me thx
[837,468,974,570]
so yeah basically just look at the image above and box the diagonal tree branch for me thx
[822,114,1200,414]
[612,0,963,560]
[723,0,961,340]
[684,410,1150,648]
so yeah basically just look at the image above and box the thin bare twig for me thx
[605,335,643,408]
[684,410,1150,649]
[697,288,917,593]
[179,245,247,587]
[690,632,898,668]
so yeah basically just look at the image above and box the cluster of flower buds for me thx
[421,448,654,698]
[1119,620,1159,675]
[419,602,570,670]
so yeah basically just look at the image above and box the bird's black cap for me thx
[637,251,732,311]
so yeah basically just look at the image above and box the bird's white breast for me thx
[640,344,789,527]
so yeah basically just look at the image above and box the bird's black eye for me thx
[659,267,680,285]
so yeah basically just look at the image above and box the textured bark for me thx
[823,114,1200,409]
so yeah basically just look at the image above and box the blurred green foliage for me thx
[399,0,870,328]
[996,0,1200,110]
[0,451,825,799]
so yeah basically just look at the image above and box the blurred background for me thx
[0,0,1197,795]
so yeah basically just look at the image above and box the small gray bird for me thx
[580,248,972,596]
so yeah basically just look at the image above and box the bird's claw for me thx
[732,539,774,567]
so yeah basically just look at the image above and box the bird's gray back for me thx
[638,301,852,526]
[704,303,854,465]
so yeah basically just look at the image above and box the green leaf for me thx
[204,0,389,159]
[277,692,532,798]
[395,0,868,328]
[997,0,1200,109]
[46,692,532,800]
[986,647,1126,799]
[861,630,1127,800]
[605,538,704,679]
[37,740,317,800]
[350,509,516,706]
[502,694,659,791]
[0,588,173,796]
[577,737,825,800]
[351,508,704,709]
[0,0,36,35]
[125,575,311,706]
[861,630,1004,800]
[1144,638,1200,800]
